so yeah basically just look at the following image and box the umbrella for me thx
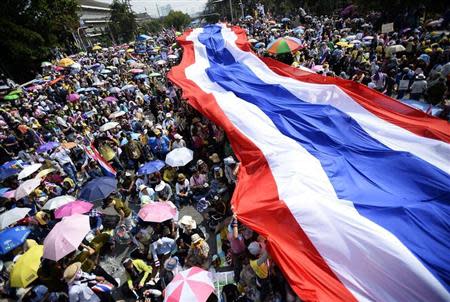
[67,93,80,102]
[149,72,162,77]
[92,45,102,51]
[10,244,43,288]
[244,15,253,20]
[293,26,304,34]
[0,208,31,229]
[156,60,167,65]
[41,61,52,68]
[138,202,177,223]
[0,226,30,255]
[387,45,406,53]
[281,17,291,22]
[3,94,20,101]
[79,177,117,202]
[103,96,118,103]
[58,58,75,68]
[135,74,148,80]
[254,42,265,49]
[138,160,165,176]
[109,87,121,94]
[15,178,41,200]
[35,168,55,179]
[0,168,20,180]
[3,190,15,199]
[36,142,60,153]
[43,215,90,261]
[121,84,136,91]
[129,68,144,74]
[100,69,112,74]
[311,65,324,72]
[109,111,126,119]
[0,187,10,195]
[248,38,258,43]
[164,267,214,302]
[267,37,304,54]
[18,163,42,180]
[100,121,119,132]
[70,62,81,70]
[336,41,349,47]
[43,195,77,210]
[168,54,178,59]
[165,147,194,167]
[137,34,151,41]
[54,201,93,219]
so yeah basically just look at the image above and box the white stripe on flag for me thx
[185,27,450,302]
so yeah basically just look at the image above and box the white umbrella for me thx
[15,178,41,200]
[18,163,42,180]
[168,54,178,59]
[100,122,119,132]
[41,61,52,68]
[156,59,167,65]
[165,147,194,167]
[70,63,81,70]
[43,195,77,210]
[387,45,406,53]
[0,207,31,229]
[109,111,126,119]
[100,69,112,74]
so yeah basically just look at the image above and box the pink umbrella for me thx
[164,267,214,302]
[67,93,80,102]
[138,202,177,223]
[311,65,323,72]
[54,201,93,219]
[43,214,90,261]
[129,68,144,74]
[3,190,16,199]
[103,96,118,103]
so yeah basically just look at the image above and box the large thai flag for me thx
[168,25,450,301]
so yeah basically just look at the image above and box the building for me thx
[135,12,153,24]
[159,4,172,17]
[76,0,112,49]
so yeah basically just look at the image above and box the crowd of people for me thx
[240,10,450,119]
[0,6,448,302]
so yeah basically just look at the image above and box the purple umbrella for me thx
[37,142,60,153]
[67,93,80,102]
[103,96,118,103]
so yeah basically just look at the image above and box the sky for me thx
[97,0,207,17]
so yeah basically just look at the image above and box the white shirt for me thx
[172,139,186,149]
[51,148,73,166]
[410,80,428,94]
[175,179,190,195]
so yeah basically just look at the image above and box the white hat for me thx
[179,215,197,229]
[224,156,236,165]
[165,112,172,118]
[155,181,166,192]
[139,184,147,191]
[174,133,182,140]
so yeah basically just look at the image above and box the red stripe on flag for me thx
[168,29,356,302]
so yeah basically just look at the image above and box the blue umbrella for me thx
[281,17,291,22]
[0,187,11,195]
[1,160,21,169]
[137,160,165,176]
[0,226,31,255]
[79,177,117,202]
[255,42,265,49]
[134,74,148,80]
[0,168,19,181]
[137,34,151,41]
[37,141,60,153]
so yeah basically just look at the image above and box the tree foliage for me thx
[0,0,79,82]
[163,11,191,30]
[109,0,137,43]
[139,19,163,34]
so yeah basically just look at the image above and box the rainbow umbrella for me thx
[267,37,304,54]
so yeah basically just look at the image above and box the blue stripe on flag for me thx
[198,25,450,289]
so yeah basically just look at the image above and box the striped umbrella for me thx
[267,37,304,54]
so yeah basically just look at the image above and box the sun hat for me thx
[63,262,81,283]
[139,184,147,191]
[191,233,202,244]
[417,73,426,80]
[155,181,166,192]
[177,173,186,182]
[154,129,161,136]
[179,215,197,229]
[174,133,182,140]
[209,153,220,164]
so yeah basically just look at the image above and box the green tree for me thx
[163,11,191,31]
[109,0,137,43]
[0,0,79,82]
[139,19,163,34]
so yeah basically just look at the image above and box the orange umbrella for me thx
[62,142,77,149]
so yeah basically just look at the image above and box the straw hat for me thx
[63,262,81,283]
[179,215,197,229]
[209,153,220,164]
[191,233,202,244]
[155,181,166,192]
[177,173,186,182]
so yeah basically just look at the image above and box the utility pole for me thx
[228,0,233,21]
[156,3,161,18]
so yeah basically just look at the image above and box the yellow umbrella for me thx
[35,168,56,179]
[92,45,102,51]
[127,48,134,53]
[336,41,349,47]
[58,57,75,67]
[10,245,44,288]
